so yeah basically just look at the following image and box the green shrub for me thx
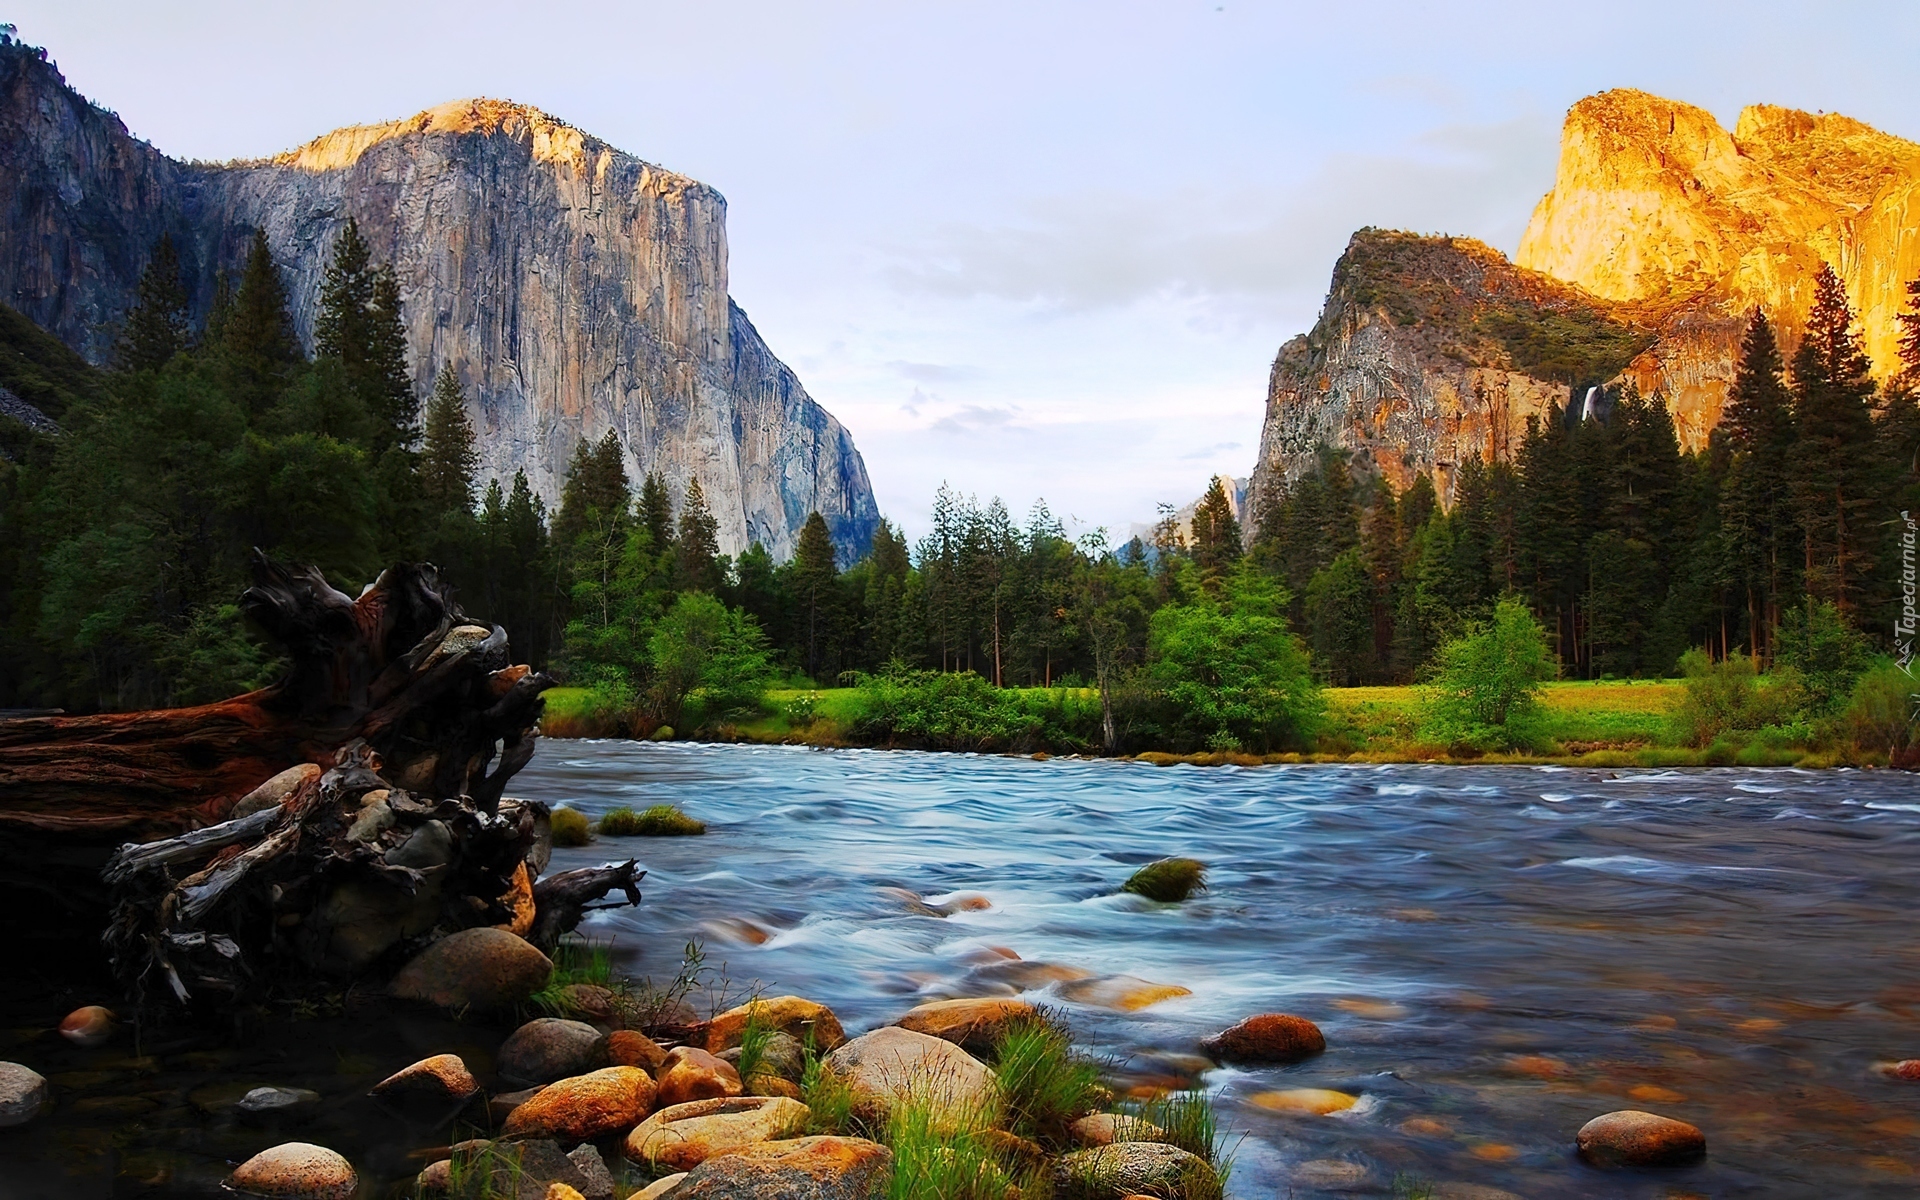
[1842,662,1920,758]
[1146,562,1323,753]
[598,804,705,837]
[549,806,591,847]
[1120,858,1207,903]
[849,669,1103,752]
[993,1015,1104,1147]
[1776,599,1874,716]
[1419,596,1556,751]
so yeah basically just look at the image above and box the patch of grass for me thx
[992,1014,1105,1147]
[548,806,590,847]
[443,1140,526,1200]
[1124,1089,1233,1173]
[540,683,641,739]
[598,804,706,837]
[800,1037,858,1136]
[883,1097,1009,1200]
[1121,858,1207,903]
[735,1003,772,1085]
[526,937,616,1018]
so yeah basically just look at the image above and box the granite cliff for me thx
[1251,89,1919,521]
[0,39,878,560]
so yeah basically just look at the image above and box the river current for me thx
[520,742,1920,1199]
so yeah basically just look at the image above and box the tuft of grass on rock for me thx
[883,1098,1009,1200]
[1125,1088,1233,1172]
[598,804,706,837]
[800,1039,858,1136]
[1121,857,1207,902]
[549,806,591,847]
[993,1013,1105,1147]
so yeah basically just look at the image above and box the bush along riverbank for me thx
[541,623,1919,770]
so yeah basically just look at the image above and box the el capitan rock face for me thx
[0,40,878,560]
[1251,89,1918,523]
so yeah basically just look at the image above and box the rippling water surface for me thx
[519,743,1920,1199]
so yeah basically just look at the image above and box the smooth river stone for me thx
[0,1062,48,1126]
[1053,974,1192,1011]
[706,995,847,1053]
[227,1142,358,1200]
[1576,1109,1707,1167]
[1248,1088,1359,1116]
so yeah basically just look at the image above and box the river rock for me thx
[502,1067,657,1141]
[1431,1185,1529,1200]
[490,1085,545,1124]
[231,763,322,819]
[605,1030,669,1073]
[227,1142,358,1200]
[1055,974,1192,1011]
[1248,1088,1358,1116]
[892,998,1036,1055]
[656,1046,743,1108]
[390,927,553,1011]
[555,983,618,1024]
[624,1095,811,1172]
[499,1018,608,1085]
[566,1143,616,1200]
[371,1053,480,1120]
[0,1062,48,1126]
[1055,1142,1217,1198]
[663,1135,892,1200]
[630,1176,688,1200]
[959,959,1094,994]
[543,1186,585,1200]
[823,1026,997,1130]
[1068,1112,1169,1147]
[707,996,847,1053]
[1881,1059,1920,1080]
[1200,1013,1325,1064]
[1576,1109,1707,1167]
[236,1086,323,1122]
[59,1005,116,1047]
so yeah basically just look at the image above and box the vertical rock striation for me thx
[0,40,878,560]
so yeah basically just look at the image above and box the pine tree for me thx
[1898,278,1920,393]
[420,368,479,515]
[117,233,190,372]
[792,511,841,681]
[367,266,417,450]
[1790,265,1878,613]
[638,472,676,557]
[555,431,631,544]
[203,270,233,348]
[315,219,415,452]
[676,476,722,593]
[1719,309,1798,658]
[1189,477,1243,575]
[315,219,374,364]
[223,228,301,417]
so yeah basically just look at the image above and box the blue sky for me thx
[16,1,1919,543]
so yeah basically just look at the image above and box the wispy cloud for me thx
[887,360,984,384]
[929,404,1023,436]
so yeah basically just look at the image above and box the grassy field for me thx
[534,677,1812,767]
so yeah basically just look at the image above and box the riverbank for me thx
[540,680,1874,768]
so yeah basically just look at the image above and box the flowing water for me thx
[4,743,1920,1198]
[521,743,1920,1199]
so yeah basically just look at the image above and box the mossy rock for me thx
[1121,858,1206,903]
[599,804,706,837]
[549,807,591,847]
[649,725,676,741]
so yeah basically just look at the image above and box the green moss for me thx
[549,806,590,847]
[597,804,705,837]
[1121,858,1207,903]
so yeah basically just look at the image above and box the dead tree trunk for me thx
[0,553,638,1009]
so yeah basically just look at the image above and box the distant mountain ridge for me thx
[1250,89,1920,522]
[0,38,879,561]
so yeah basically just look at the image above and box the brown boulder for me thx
[370,1053,479,1121]
[656,1046,743,1108]
[706,996,846,1054]
[605,1030,668,1073]
[390,927,552,1011]
[665,1135,892,1200]
[501,1067,656,1141]
[59,1005,116,1047]
[1576,1109,1706,1167]
[625,1094,811,1172]
[227,1142,358,1200]
[892,997,1036,1055]
[498,1018,607,1085]
[1199,1013,1325,1064]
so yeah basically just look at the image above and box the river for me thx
[520,742,1920,1199]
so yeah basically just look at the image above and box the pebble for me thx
[227,1142,358,1200]
[1200,1013,1326,1064]
[0,1061,48,1127]
[1576,1109,1707,1167]
[59,1005,116,1047]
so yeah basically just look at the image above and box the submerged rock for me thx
[656,1046,743,1108]
[663,1135,892,1199]
[227,1142,357,1200]
[498,1018,607,1085]
[892,997,1036,1055]
[1120,858,1207,902]
[0,1062,48,1127]
[625,1095,811,1172]
[1576,1109,1706,1167]
[1248,1088,1358,1116]
[236,1086,323,1122]
[390,927,553,1011]
[501,1067,657,1141]
[370,1053,479,1121]
[823,1026,996,1130]
[706,996,847,1053]
[1055,974,1192,1011]
[1055,1142,1216,1198]
[1200,1013,1325,1064]
[59,1005,116,1047]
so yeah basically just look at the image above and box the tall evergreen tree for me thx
[638,472,676,558]
[203,270,233,349]
[315,220,415,452]
[554,431,631,545]
[117,233,190,372]
[1790,265,1878,613]
[420,369,480,515]
[676,476,721,593]
[222,229,301,417]
[792,511,841,681]
[1719,309,1798,658]
[1189,476,1243,575]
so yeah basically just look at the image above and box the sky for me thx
[13,1,1919,544]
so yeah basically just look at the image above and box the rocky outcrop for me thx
[0,37,878,560]
[1250,89,1919,522]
